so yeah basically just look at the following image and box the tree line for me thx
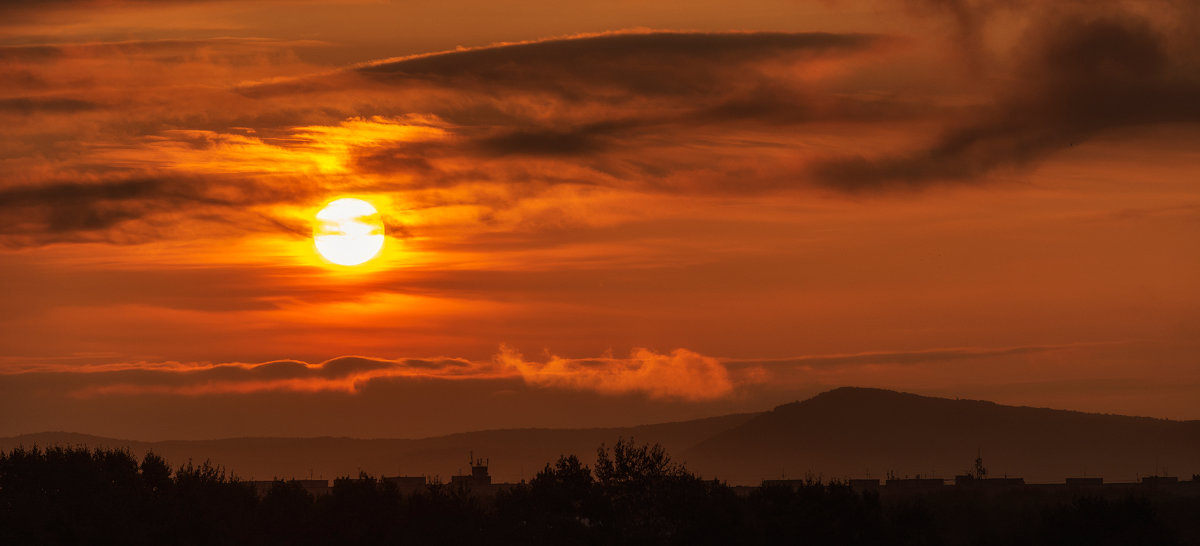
[1,440,1194,545]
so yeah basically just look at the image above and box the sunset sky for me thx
[2,0,1198,441]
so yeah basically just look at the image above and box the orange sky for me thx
[1,0,1198,440]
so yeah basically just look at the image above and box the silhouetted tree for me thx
[886,497,942,546]
[140,452,172,494]
[1040,496,1177,546]
[495,454,606,544]
[745,480,884,546]
[312,473,401,545]
[167,459,257,545]
[0,446,164,545]
[400,481,488,545]
[594,438,735,545]
[258,480,315,546]
[3,444,1197,545]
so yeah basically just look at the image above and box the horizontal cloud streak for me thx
[29,356,492,396]
[0,174,321,247]
[355,30,878,95]
[241,30,879,97]
[721,344,1071,370]
[5,348,737,400]
[0,96,98,114]
[1,343,1101,400]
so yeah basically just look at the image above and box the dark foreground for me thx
[1,442,1197,545]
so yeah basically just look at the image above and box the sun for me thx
[313,198,385,266]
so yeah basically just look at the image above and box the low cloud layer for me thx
[499,345,735,401]
[7,347,737,400]
[70,356,482,396]
[2,343,1078,401]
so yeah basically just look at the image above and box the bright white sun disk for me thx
[313,198,385,266]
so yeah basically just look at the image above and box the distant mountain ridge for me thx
[684,387,1200,484]
[4,388,1197,485]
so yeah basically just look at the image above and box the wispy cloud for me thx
[721,344,1073,369]
[499,345,734,401]
[0,29,894,249]
[811,2,1200,190]
[25,15,1196,250]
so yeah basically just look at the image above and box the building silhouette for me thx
[450,455,492,489]
[249,479,331,498]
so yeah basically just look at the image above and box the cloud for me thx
[0,44,63,62]
[0,115,450,247]
[0,29,897,250]
[0,38,328,73]
[812,3,1200,190]
[5,13,1196,253]
[354,30,877,95]
[470,120,637,157]
[241,30,878,96]
[0,1,268,23]
[18,355,490,396]
[721,344,1069,370]
[238,30,890,166]
[5,347,737,400]
[895,0,1027,66]
[235,30,891,178]
[0,173,322,247]
[0,96,98,114]
[498,345,734,401]
[0,342,1148,404]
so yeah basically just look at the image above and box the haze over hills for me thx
[4,388,1197,485]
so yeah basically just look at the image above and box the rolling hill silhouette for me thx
[684,387,1200,484]
[4,388,1196,485]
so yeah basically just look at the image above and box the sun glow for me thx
[313,198,385,266]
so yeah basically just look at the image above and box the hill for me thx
[683,387,1200,484]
